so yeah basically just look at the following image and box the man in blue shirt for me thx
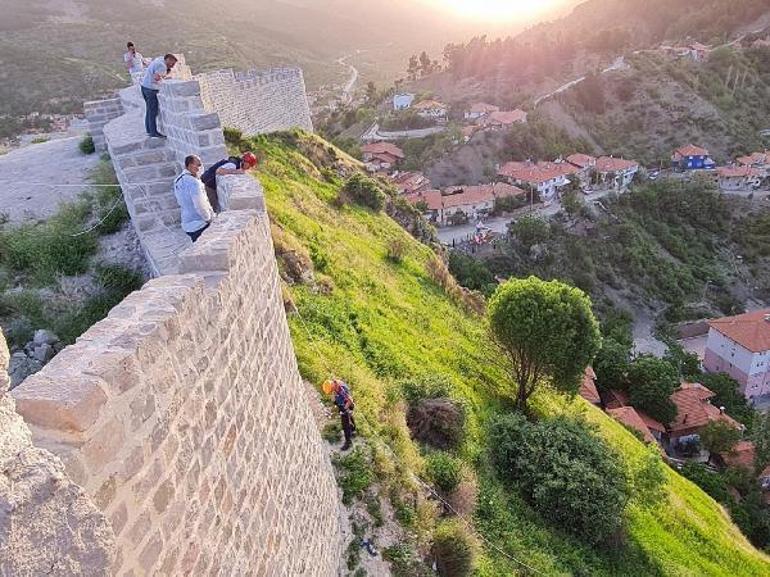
[140,54,178,138]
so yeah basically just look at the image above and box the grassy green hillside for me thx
[251,131,770,576]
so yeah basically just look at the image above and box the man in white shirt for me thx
[140,53,178,138]
[123,42,148,84]
[174,155,214,242]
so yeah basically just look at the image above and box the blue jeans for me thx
[141,86,160,136]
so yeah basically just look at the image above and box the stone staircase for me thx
[103,86,191,276]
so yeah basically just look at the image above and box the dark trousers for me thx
[205,185,221,213]
[340,410,357,443]
[186,222,210,243]
[141,86,160,136]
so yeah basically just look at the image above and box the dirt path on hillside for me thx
[0,137,101,223]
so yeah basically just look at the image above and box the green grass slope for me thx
[252,131,770,576]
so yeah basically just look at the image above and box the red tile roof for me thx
[579,367,601,404]
[391,171,430,194]
[440,183,525,209]
[484,109,527,126]
[413,99,447,111]
[708,309,770,352]
[595,156,639,173]
[362,142,405,159]
[498,161,572,184]
[605,388,630,410]
[716,166,763,179]
[566,153,597,169]
[639,411,666,433]
[674,144,710,158]
[719,440,756,471]
[405,189,442,211]
[736,152,768,166]
[370,152,400,165]
[669,382,741,434]
[468,102,500,115]
[608,407,658,444]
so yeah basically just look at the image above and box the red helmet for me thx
[242,151,258,168]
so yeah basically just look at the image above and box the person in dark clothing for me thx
[200,151,258,212]
[331,379,357,451]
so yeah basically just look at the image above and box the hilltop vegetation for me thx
[451,177,770,329]
[249,130,770,576]
[547,45,770,164]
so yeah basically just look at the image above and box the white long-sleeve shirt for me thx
[174,170,214,233]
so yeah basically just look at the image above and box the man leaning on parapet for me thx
[174,155,215,243]
[140,53,178,138]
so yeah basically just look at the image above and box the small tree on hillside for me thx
[593,337,631,392]
[487,276,601,413]
[700,421,741,460]
[626,356,679,425]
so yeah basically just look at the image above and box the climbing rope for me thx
[291,305,546,576]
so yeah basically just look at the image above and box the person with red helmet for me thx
[200,151,259,212]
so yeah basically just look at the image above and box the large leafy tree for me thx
[626,356,679,425]
[701,421,742,459]
[487,276,601,412]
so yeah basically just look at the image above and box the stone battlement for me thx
[2,58,340,576]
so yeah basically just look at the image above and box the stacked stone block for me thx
[12,205,341,576]
[85,97,124,152]
[197,67,313,135]
[158,79,228,169]
[0,329,115,576]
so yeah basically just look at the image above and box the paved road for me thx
[361,122,447,142]
[534,56,627,108]
[436,188,616,245]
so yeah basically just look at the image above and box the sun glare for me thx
[439,0,565,22]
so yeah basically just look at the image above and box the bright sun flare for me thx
[439,0,565,22]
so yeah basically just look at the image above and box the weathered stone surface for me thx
[33,329,59,346]
[0,332,115,576]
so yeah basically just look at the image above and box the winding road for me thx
[533,56,628,107]
[337,53,360,105]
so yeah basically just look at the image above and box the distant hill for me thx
[0,0,487,138]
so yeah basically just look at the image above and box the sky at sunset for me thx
[423,0,572,23]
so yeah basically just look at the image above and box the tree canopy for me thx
[487,276,601,412]
[626,356,679,425]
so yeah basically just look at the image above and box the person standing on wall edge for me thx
[174,155,215,242]
[124,42,149,85]
[326,379,357,451]
[200,152,259,212]
[140,53,178,138]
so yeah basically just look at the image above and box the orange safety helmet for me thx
[242,151,258,168]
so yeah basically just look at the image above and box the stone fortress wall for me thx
[197,67,313,135]
[3,57,341,576]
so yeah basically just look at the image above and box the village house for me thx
[667,382,743,453]
[704,309,770,400]
[393,93,415,110]
[716,165,763,191]
[464,102,500,121]
[566,153,597,185]
[671,144,716,170]
[498,160,571,203]
[404,189,443,223]
[361,142,405,173]
[713,441,770,499]
[413,99,448,120]
[479,109,528,130]
[736,151,769,178]
[406,182,525,226]
[604,389,667,444]
[603,382,741,456]
[594,156,639,190]
[390,171,431,195]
